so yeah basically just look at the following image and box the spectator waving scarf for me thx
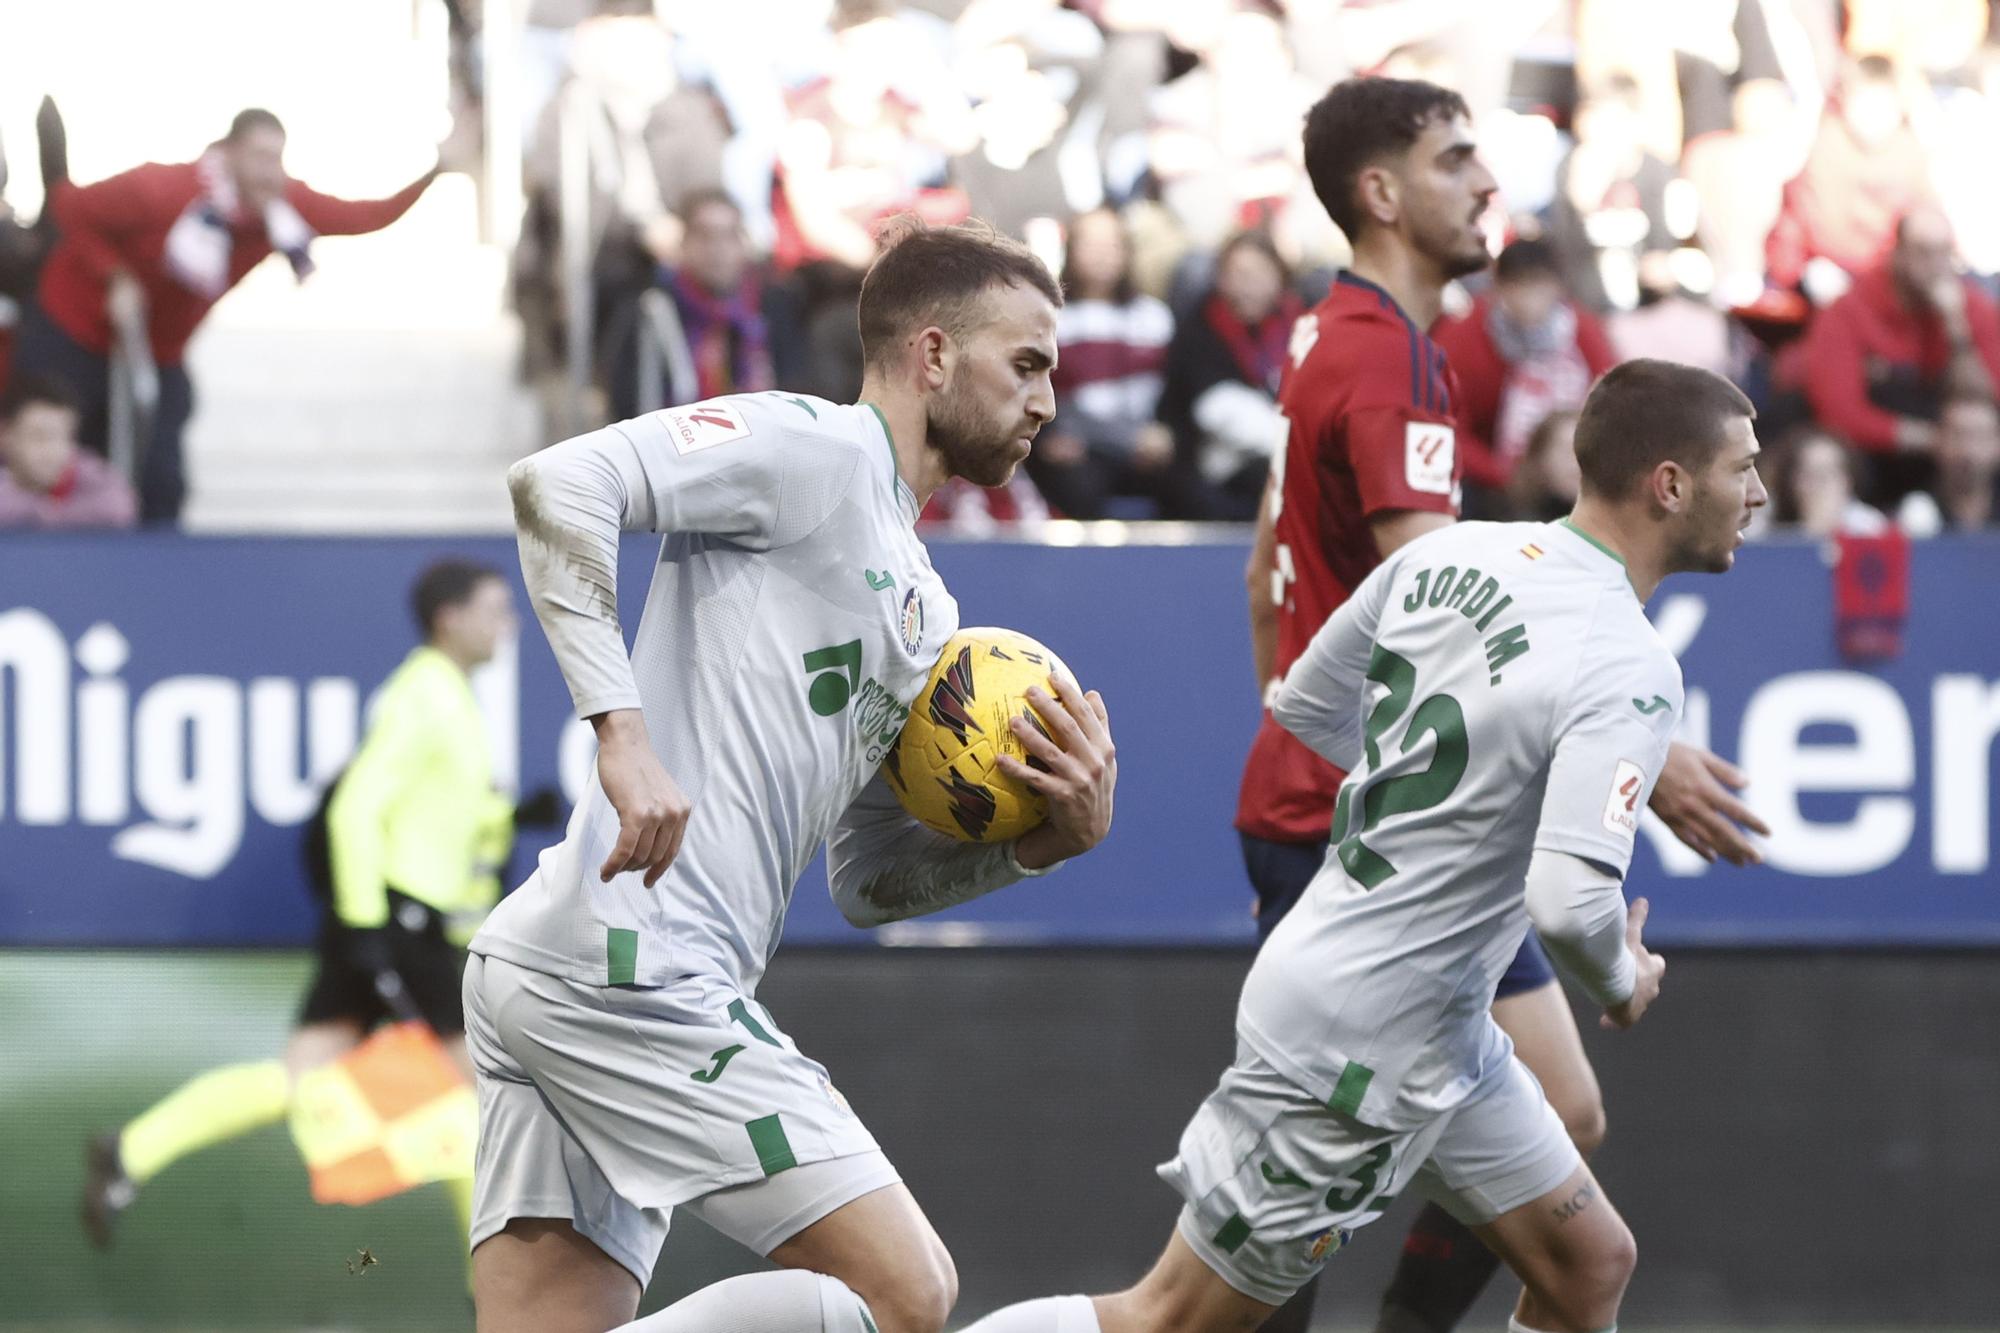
[163,148,316,297]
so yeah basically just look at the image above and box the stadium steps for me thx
[181,172,540,535]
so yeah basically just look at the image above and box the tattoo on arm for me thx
[1551,1180,1599,1224]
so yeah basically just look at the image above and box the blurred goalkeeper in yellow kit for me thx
[82,558,523,1250]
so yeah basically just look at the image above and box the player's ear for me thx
[1650,460,1689,514]
[917,326,951,390]
[1356,163,1399,230]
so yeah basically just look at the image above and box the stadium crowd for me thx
[2,0,1999,536]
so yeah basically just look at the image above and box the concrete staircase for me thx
[180,173,543,534]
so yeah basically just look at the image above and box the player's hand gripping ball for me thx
[885,627,1076,843]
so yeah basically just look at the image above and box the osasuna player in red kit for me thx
[1235,78,1770,1333]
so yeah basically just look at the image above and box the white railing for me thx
[105,290,156,488]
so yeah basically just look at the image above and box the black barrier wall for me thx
[638,949,2000,1326]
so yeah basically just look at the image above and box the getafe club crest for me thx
[1307,1226,1352,1263]
[899,586,924,654]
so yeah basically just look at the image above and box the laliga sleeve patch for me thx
[663,402,750,455]
[1602,759,1645,837]
[1404,421,1455,495]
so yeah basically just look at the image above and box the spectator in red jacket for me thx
[1765,54,1934,296]
[14,108,438,524]
[0,372,137,529]
[1786,206,2000,506]
[1431,237,1619,511]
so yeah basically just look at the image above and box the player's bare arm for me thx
[1647,742,1769,866]
[590,709,690,886]
[1247,473,1280,694]
[998,674,1117,869]
[1369,507,1452,559]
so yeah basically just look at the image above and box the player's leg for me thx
[1237,833,1334,1333]
[613,1051,951,1330]
[81,1056,295,1248]
[475,1217,643,1333]
[1413,1054,1631,1333]
[762,1182,955,1331]
[79,919,376,1249]
[472,956,932,1331]
[464,952,666,1331]
[968,1042,1430,1333]
[963,1225,1275,1332]
[1493,944,1606,1158]
[1239,832,1327,944]
[1368,937,1600,1333]
[616,1175,949,1333]
[385,902,481,1255]
[1471,1163,1635,1333]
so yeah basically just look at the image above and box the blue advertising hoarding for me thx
[3,531,1996,947]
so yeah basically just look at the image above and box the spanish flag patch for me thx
[1521,543,1545,560]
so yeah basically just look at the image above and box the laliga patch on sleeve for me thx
[1602,759,1646,837]
[663,402,750,455]
[1404,421,1455,495]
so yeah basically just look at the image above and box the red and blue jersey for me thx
[1235,272,1465,843]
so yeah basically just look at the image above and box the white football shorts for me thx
[1158,1037,1580,1306]
[463,952,898,1284]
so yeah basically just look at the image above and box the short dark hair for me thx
[412,558,505,637]
[1494,237,1560,284]
[1573,359,1756,499]
[227,108,285,142]
[0,371,81,424]
[677,187,741,229]
[856,216,1062,369]
[1303,77,1470,242]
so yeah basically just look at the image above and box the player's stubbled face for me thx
[929,281,1058,487]
[1680,416,1768,573]
[1400,114,1497,281]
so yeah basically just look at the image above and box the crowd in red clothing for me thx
[0,107,438,528]
[7,0,2000,533]
[508,0,2000,534]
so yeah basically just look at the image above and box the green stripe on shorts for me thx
[606,928,639,985]
[1328,1060,1374,1117]
[728,998,782,1046]
[1213,1213,1252,1253]
[746,1114,798,1176]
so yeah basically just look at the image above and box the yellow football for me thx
[884,627,1076,843]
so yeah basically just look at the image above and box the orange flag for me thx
[289,1021,476,1205]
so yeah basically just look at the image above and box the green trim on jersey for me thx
[1559,518,1626,566]
[1328,1060,1374,1117]
[606,928,638,985]
[1213,1214,1253,1253]
[746,1114,798,1175]
[860,401,919,523]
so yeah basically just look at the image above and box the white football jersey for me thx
[473,394,959,992]
[1241,520,1682,1129]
